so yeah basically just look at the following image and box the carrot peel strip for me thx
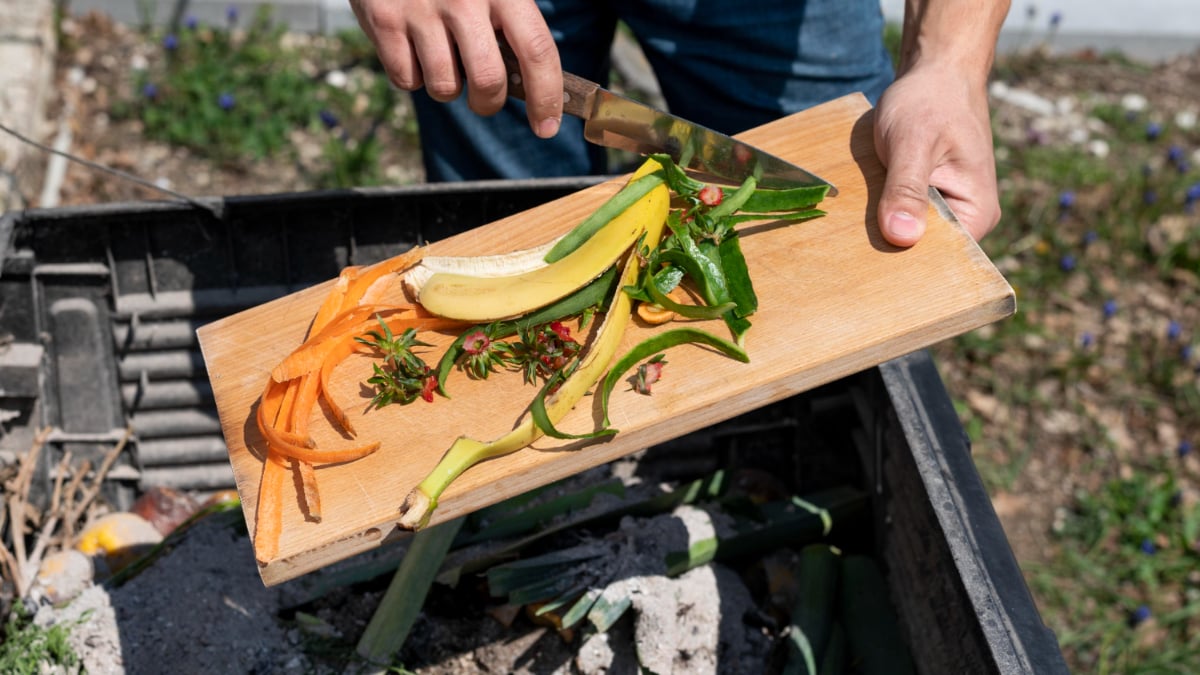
[253,450,289,564]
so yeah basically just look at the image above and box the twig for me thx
[67,427,132,527]
[2,427,53,599]
[60,459,91,546]
[26,451,73,573]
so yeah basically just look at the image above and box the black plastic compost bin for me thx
[0,181,1068,673]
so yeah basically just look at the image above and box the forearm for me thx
[898,0,1011,83]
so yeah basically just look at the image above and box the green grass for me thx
[0,602,82,675]
[107,6,408,187]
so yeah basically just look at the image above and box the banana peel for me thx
[411,162,666,322]
[398,159,670,529]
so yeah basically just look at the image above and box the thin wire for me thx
[0,119,223,219]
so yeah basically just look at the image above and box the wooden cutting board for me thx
[197,93,1014,586]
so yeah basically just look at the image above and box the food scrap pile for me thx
[251,157,828,563]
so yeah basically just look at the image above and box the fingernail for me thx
[886,211,923,240]
[536,117,560,139]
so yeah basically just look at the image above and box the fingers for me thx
[349,0,562,138]
[497,14,563,138]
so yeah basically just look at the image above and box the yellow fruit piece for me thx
[416,161,668,322]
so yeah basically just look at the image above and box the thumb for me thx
[876,144,935,248]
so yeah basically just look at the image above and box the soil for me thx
[10,8,1200,674]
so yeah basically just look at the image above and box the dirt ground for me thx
[9,9,1200,674]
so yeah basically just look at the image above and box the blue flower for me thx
[142,82,158,100]
[1082,230,1098,246]
[1080,332,1094,348]
[318,109,340,129]
[1167,320,1182,341]
[1140,538,1157,555]
[1059,254,1076,272]
[1131,605,1152,626]
[1143,189,1158,205]
[1103,299,1118,319]
[1183,344,1195,363]
[1146,122,1162,140]
[1058,190,1076,209]
[218,92,235,110]
[1168,145,1185,163]
[185,15,198,30]
[226,5,239,26]
[163,33,179,51]
[1049,11,1063,27]
[1186,183,1200,204]
[1180,440,1193,458]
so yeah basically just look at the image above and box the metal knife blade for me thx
[499,44,837,194]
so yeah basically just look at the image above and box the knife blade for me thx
[498,42,836,194]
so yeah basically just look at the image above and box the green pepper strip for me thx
[697,239,752,344]
[717,235,758,319]
[600,328,749,427]
[741,185,829,213]
[706,176,757,221]
[722,208,827,227]
[544,172,666,263]
[434,266,619,395]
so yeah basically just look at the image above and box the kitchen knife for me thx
[498,43,837,194]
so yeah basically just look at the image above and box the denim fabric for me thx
[412,0,894,182]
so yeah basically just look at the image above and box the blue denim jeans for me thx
[413,0,894,182]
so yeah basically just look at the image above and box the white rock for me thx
[1176,110,1197,130]
[34,549,94,605]
[325,69,348,89]
[1121,93,1148,112]
[130,53,149,71]
[1088,139,1110,158]
[1067,127,1089,145]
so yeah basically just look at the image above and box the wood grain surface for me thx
[197,93,1015,585]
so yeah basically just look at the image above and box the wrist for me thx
[898,0,1010,86]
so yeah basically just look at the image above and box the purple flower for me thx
[1180,440,1193,458]
[217,92,235,110]
[1146,122,1162,140]
[1183,344,1195,363]
[318,109,340,129]
[1186,183,1200,204]
[1140,538,1157,555]
[226,5,239,26]
[1143,189,1158,205]
[1103,299,1118,319]
[142,82,158,99]
[163,33,179,51]
[185,15,198,30]
[1080,332,1094,348]
[1167,320,1182,341]
[1049,11,1063,27]
[1082,230,1098,246]
[1168,145,1185,163]
[1060,254,1076,272]
[1058,190,1076,209]
[1131,605,1152,626]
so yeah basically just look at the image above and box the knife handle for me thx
[497,37,597,120]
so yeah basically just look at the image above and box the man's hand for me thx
[348,0,564,138]
[873,64,1001,245]
[875,0,1010,247]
